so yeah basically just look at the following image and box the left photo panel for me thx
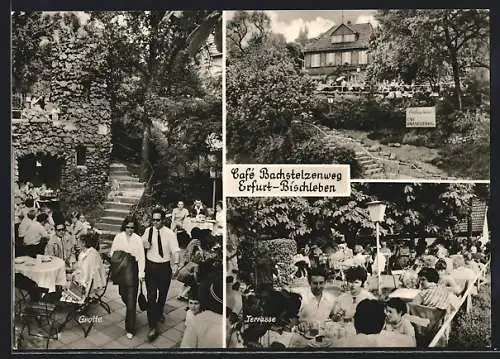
[12,11,223,350]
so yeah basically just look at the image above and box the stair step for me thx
[118,190,144,199]
[109,170,132,177]
[95,222,121,233]
[363,163,381,170]
[109,174,141,181]
[358,159,374,165]
[100,216,125,225]
[356,156,372,162]
[103,201,133,210]
[110,163,127,169]
[364,168,384,175]
[113,196,141,204]
[103,208,131,218]
[119,182,145,190]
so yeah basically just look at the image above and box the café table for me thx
[14,255,66,293]
[289,320,357,348]
[388,288,420,301]
[183,217,215,234]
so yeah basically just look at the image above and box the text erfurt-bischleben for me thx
[226,165,350,197]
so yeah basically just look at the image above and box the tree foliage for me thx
[227,183,487,250]
[367,9,489,109]
[226,26,318,163]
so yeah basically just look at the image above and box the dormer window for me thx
[331,33,356,43]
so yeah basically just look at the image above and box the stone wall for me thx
[12,17,112,208]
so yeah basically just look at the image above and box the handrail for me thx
[428,259,490,347]
[131,159,154,217]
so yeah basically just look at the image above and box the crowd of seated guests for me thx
[14,195,92,261]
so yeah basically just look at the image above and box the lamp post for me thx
[209,166,217,211]
[366,200,386,296]
[327,97,334,114]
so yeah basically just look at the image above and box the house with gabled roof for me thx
[303,21,374,86]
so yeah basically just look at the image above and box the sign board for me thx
[98,124,109,135]
[406,107,436,128]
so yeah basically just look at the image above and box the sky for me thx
[225,10,379,42]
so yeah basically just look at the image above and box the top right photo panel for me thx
[226,10,490,180]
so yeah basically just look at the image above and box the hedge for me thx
[287,137,361,178]
[448,282,491,349]
[257,238,297,286]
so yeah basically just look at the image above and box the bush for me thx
[432,141,490,179]
[317,95,406,132]
[257,238,297,287]
[286,137,361,177]
[449,283,491,349]
[60,186,106,225]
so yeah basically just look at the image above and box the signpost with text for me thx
[406,107,436,128]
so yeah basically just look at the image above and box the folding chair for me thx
[58,280,95,337]
[87,253,112,314]
[18,298,59,349]
[407,303,446,347]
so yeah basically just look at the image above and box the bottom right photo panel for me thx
[225,182,491,349]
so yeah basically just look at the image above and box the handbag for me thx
[138,281,147,311]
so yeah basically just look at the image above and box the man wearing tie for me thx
[142,207,180,341]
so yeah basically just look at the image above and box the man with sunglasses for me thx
[142,207,180,341]
[45,221,77,267]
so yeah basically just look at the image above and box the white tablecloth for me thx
[388,288,420,301]
[183,218,215,235]
[15,256,66,293]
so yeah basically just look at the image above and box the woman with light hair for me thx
[450,254,476,294]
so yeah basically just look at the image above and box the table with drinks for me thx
[14,255,66,293]
[286,319,357,348]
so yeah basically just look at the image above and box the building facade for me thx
[12,20,112,207]
[303,22,373,86]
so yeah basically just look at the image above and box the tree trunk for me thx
[141,122,151,181]
[450,48,463,110]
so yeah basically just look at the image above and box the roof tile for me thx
[304,23,373,53]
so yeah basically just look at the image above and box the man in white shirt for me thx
[142,207,180,341]
[23,212,49,257]
[296,267,335,324]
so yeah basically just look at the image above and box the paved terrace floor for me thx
[14,273,190,350]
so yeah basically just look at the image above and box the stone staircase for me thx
[355,151,384,177]
[95,163,145,236]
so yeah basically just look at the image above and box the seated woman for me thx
[331,266,375,322]
[171,201,189,231]
[384,298,416,346]
[336,299,415,347]
[435,259,461,295]
[180,272,223,348]
[412,267,454,311]
[71,232,107,293]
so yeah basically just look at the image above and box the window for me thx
[335,52,342,66]
[326,52,335,66]
[311,54,320,68]
[331,35,343,43]
[331,33,356,43]
[344,34,356,42]
[12,93,23,119]
[76,146,86,166]
[342,51,352,65]
[359,50,368,65]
